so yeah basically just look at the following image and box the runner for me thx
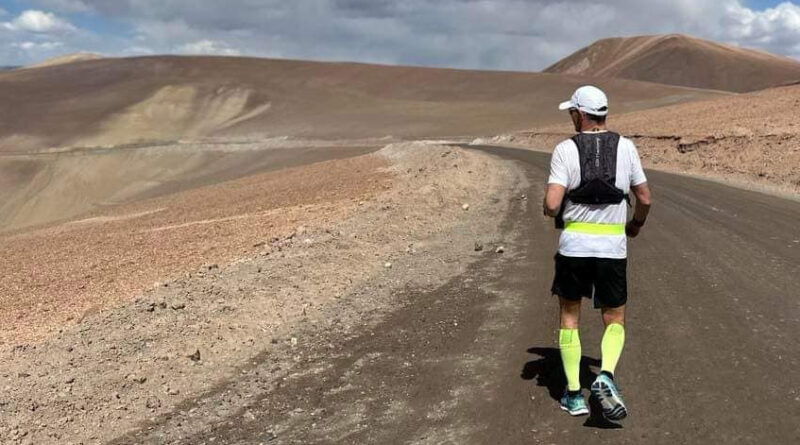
[542,85,652,420]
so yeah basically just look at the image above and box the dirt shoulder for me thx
[0,142,527,444]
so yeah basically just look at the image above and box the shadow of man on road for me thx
[521,346,622,429]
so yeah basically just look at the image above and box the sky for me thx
[1,0,800,70]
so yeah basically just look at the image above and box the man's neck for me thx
[580,124,607,133]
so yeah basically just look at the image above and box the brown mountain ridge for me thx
[545,34,800,93]
[0,55,727,152]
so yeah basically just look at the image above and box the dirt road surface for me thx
[113,146,799,445]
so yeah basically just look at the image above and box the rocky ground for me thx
[0,142,527,444]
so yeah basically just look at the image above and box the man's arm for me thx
[543,184,566,217]
[545,143,569,218]
[626,182,651,238]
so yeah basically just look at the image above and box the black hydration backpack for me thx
[568,131,628,205]
[555,132,629,228]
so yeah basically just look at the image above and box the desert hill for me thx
[544,34,800,93]
[27,52,104,69]
[0,55,727,152]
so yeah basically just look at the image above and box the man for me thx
[542,85,651,420]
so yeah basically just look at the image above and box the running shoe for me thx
[590,374,628,420]
[559,390,589,416]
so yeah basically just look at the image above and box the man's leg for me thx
[600,305,626,378]
[559,297,582,392]
[591,304,628,420]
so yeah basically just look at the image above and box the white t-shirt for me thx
[548,132,647,259]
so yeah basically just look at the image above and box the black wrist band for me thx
[631,217,646,227]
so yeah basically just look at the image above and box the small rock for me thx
[171,302,186,310]
[167,388,180,396]
[188,350,201,362]
[384,262,393,269]
[462,204,470,211]
[474,242,484,252]
[65,377,75,384]
[495,246,505,254]
[263,432,277,442]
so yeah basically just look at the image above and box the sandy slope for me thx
[0,55,726,152]
[0,142,526,444]
[545,34,800,92]
[0,151,391,346]
[0,141,378,231]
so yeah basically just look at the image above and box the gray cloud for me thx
[10,0,800,69]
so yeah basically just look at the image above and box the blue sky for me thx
[747,0,784,8]
[2,0,800,70]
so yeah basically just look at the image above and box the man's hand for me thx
[625,220,642,238]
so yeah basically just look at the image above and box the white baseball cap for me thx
[558,85,609,116]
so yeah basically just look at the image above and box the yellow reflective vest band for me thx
[564,222,625,235]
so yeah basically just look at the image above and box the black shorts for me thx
[551,254,627,308]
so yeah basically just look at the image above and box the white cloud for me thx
[29,0,92,14]
[12,41,65,51]
[3,10,77,34]
[178,39,241,56]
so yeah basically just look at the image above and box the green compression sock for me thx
[601,323,626,376]
[559,328,582,392]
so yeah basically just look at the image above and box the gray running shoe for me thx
[559,390,589,416]
[591,374,628,420]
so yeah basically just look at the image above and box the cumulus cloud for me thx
[178,39,241,56]
[28,0,92,14]
[12,41,65,51]
[3,10,77,34]
[6,1,800,69]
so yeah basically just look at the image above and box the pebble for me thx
[462,204,470,211]
[384,262,393,269]
[171,302,186,310]
[474,242,484,252]
[495,246,505,254]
